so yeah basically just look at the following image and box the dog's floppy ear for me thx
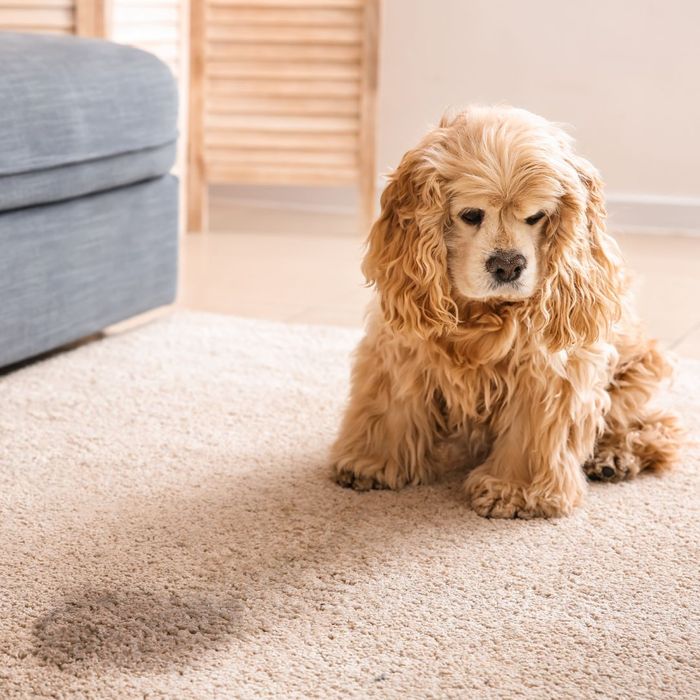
[363,140,457,338]
[536,155,623,351]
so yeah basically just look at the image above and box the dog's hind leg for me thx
[584,338,682,483]
[584,409,681,482]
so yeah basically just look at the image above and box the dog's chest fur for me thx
[429,337,523,430]
[418,311,529,425]
[375,300,616,435]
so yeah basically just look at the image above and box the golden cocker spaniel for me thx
[331,105,681,518]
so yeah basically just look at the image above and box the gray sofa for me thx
[0,33,179,367]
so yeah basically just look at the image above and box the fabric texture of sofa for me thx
[0,32,179,367]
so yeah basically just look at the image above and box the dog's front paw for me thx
[464,471,529,518]
[334,465,391,491]
[331,457,408,491]
[464,469,579,519]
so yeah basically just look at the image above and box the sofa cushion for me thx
[0,33,178,210]
[0,142,176,212]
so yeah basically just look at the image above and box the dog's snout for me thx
[486,250,527,283]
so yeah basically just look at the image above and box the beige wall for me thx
[378,0,700,200]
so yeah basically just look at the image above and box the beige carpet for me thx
[1,312,698,699]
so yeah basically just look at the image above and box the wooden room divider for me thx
[187,0,379,234]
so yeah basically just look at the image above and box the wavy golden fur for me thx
[331,105,681,518]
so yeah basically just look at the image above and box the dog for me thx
[330,105,681,518]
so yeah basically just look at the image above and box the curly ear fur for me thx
[362,143,458,339]
[535,156,623,351]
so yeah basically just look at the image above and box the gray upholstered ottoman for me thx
[0,33,179,367]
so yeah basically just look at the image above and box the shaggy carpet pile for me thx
[1,312,698,699]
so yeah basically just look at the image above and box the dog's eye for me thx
[460,208,484,226]
[525,211,546,225]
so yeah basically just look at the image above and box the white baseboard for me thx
[606,194,700,236]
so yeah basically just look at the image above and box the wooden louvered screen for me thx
[0,1,108,37]
[188,0,379,233]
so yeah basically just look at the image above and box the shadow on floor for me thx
[28,453,505,675]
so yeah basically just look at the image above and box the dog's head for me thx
[364,105,623,350]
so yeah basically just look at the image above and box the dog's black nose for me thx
[485,250,527,283]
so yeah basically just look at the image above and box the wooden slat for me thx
[207,95,359,117]
[205,129,358,152]
[208,0,363,8]
[13,26,69,34]
[207,77,360,98]
[0,8,73,30]
[113,26,179,37]
[112,5,179,22]
[207,163,358,186]
[205,113,359,133]
[204,61,360,81]
[1,0,72,6]
[208,6,360,27]
[207,41,362,63]
[206,24,362,45]
[117,34,179,47]
[116,0,179,4]
[206,147,357,167]
[112,25,179,39]
[113,27,180,40]
[115,0,178,4]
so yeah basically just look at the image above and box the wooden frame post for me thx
[187,0,207,234]
[358,0,379,237]
[75,0,110,38]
